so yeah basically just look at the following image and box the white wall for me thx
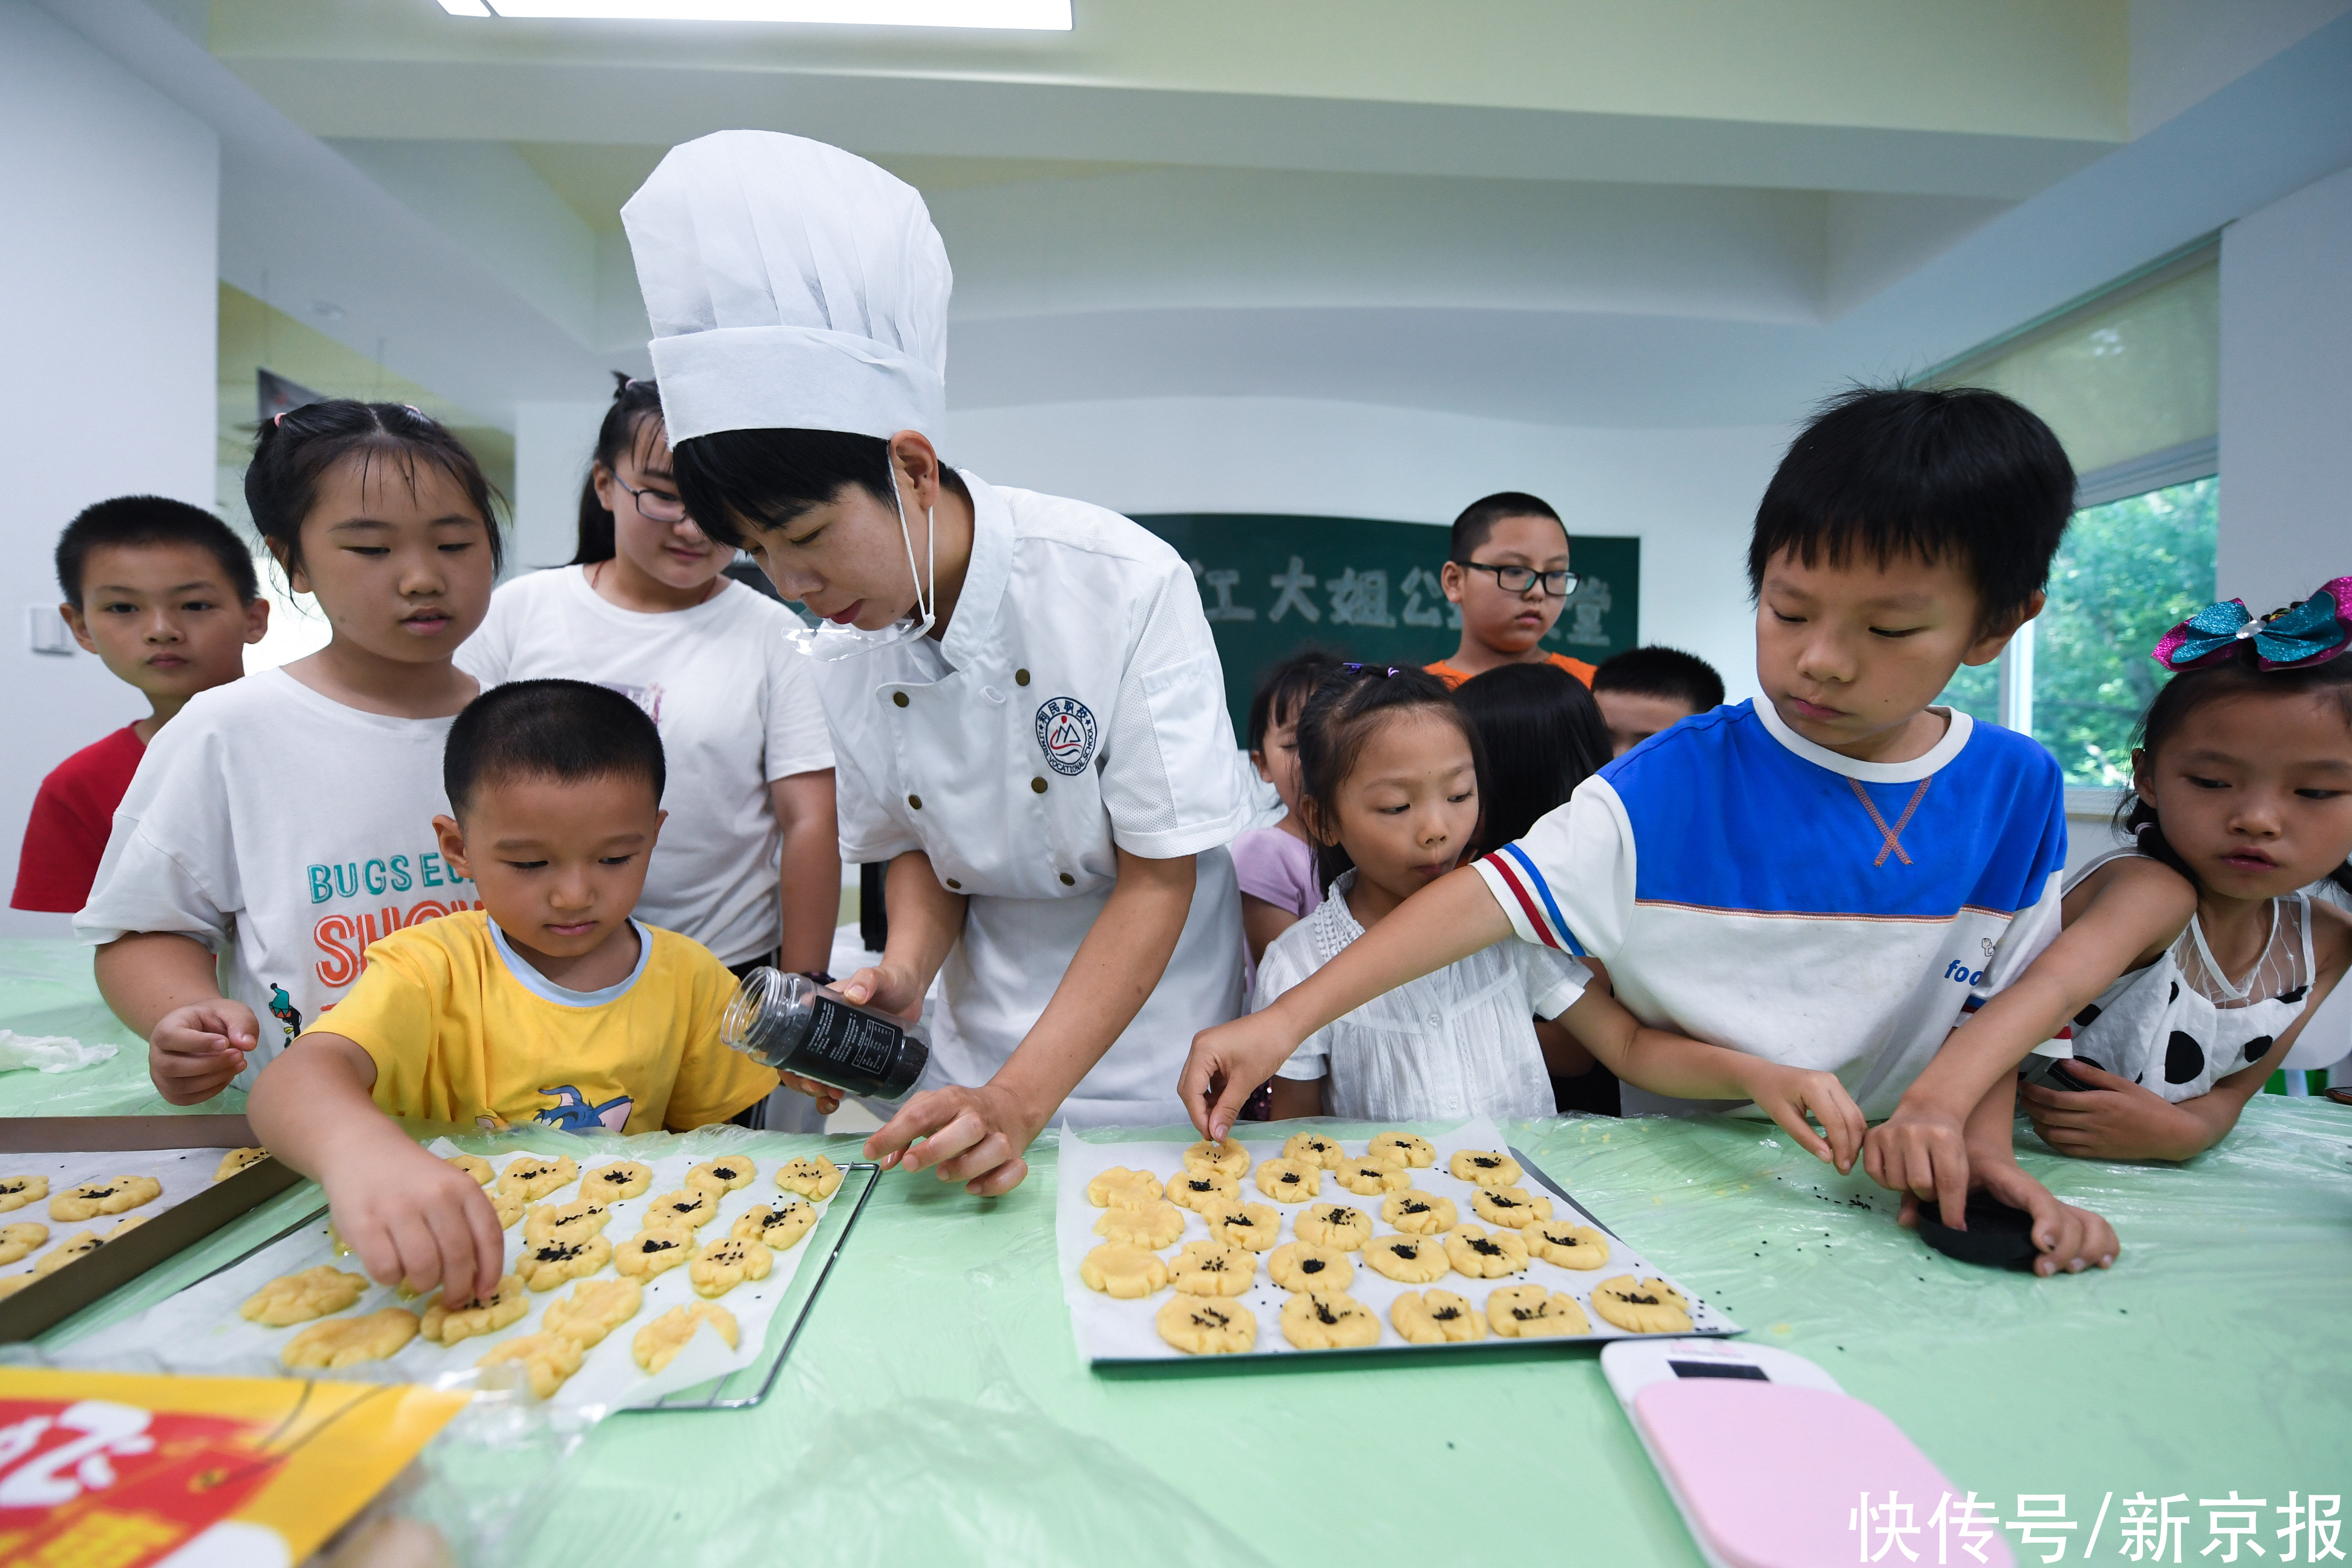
[0,2,220,937]
[511,401,609,575]
[2217,160,2352,613]
[940,397,1786,706]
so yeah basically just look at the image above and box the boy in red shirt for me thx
[11,497,268,912]
[1421,491,1599,690]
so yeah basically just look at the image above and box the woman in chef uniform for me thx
[623,131,1250,1196]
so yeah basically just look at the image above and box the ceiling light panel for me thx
[436,0,1071,27]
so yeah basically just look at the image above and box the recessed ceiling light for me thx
[434,0,1071,26]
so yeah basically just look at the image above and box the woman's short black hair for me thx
[245,400,502,575]
[55,496,259,607]
[1452,662,1612,854]
[1590,645,1726,714]
[672,427,964,550]
[572,373,670,566]
[1449,491,1566,563]
[1295,663,1488,891]
[1748,385,2073,628]
[2120,642,2352,897]
[445,679,665,817]
[1246,648,1345,755]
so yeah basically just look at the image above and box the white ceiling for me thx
[44,0,2352,431]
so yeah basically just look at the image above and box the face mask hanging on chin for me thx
[789,458,938,662]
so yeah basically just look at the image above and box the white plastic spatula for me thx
[1603,1339,2015,1568]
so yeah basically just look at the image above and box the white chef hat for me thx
[622,131,951,444]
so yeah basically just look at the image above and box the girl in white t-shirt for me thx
[457,376,837,984]
[81,401,501,1103]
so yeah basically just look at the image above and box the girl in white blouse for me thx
[1258,665,1864,1163]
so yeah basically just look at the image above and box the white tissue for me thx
[0,1029,117,1073]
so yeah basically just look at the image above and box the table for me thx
[3,938,2347,1565]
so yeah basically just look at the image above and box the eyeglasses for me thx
[613,474,688,524]
[1452,560,1579,597]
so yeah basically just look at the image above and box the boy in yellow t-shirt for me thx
[249,679,780,1307]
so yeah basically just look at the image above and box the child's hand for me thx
[2020,1062,2208,1161]
[1899,1157,2118,1278]
[1180,1012,1304,1141]
[773,1070,842,1117]
[1740,1062,1865,1173]
[1863,1100,1975,1228]
[148,1001,259,1105]
[322,1138,507,1305]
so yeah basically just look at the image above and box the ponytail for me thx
[572,373,668,566]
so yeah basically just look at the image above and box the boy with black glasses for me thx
[1421,491,1595,690]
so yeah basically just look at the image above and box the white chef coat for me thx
[809,471,1251,1126]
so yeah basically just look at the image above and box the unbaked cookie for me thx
[495,1156,578,1201]
[1443,1224,1530,1279]
[1168,1239,1255,1297]
[34,1233,102,1276]
[1333,1156,1410,1197]
[282,1308,419,1369]
[1281,1288,1380,1350]
[689,1237,774,1299]
[1522,1219,1609,1270]
[1085,1167,1166,1209]
[686,1157,757,1195]
[1471,1185,1553,1226]
[613,1229,693,1280]
[1181,1138,1250,1179]
[524,1199,611,1243]
[478,1331,585,1399]
[420,1276,528,1345]
[1093,1200,1185,1251]
[0,1275,30,1298]
[1363,1232,1450,1285]
[1368,1132,1436,1169]
[1200,1199,1281,1252]
[733,1201,818,1252]
[1392,1288,1488,1344]
[1155,1295,1256,1354]
[1381,1190,1459,1235]
[1488,1283,1591,1338]
[241,1265,370,1326]
[0,1223,46,1266]
[50,1175,161,1223]
[634,1302,739,1373]
[582,1160,653,1202]
[517,1233,613,1292]
[1254,1157,1323,1204]
[1295,1203,1373,1251]
[1281,1132,1345,1169]
[1268,1240,1355,1293]
[215,1147,271,1182]
[1591,1276,1691,1334]
[774,1154,843,1200]
[645,1188,719,1232]
[0,1176,48,1214]
[442,1152,492,1186]
[1079,1241,1169,1299]
[542,1277,643,1348]
[1447,1150,1522,1189]
[490,1187,528,1230]
[1165,1169,1240,1212]
[107,1216,147,1239]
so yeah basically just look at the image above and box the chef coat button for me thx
[908,794,922,810]
[1058,871,1075,886]
[1030,777,1047,795]
[891,691,909,708]
[1015,668,1030,686]
[945,878,961,890]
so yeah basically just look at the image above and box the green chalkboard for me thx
[1130,513,1641,738]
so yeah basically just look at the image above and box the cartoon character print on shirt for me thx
[596,681,665,725]
[1035,697,1098,777]
[536,1086,633,1134]
[268,983,303,1047]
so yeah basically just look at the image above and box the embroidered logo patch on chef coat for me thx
[1035,697,1098,776]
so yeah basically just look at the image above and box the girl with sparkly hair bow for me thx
[1936,576,2352,1162]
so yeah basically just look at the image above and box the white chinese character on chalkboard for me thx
[1327,568,1397,628]
[1399,566,1457,629]
[1268,557,1320,623]
[1189,558,1257,621]
[1553,575,1612,647]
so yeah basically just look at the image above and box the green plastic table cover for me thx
[2,937,2347,1565]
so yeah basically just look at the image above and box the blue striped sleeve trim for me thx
[1500,842,1586,958]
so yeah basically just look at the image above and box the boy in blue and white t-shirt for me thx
[1181,386,2119,1279]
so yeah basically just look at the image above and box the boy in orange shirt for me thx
[248,679,779,1306]
[1422,491,1597,690]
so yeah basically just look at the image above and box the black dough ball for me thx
[1916,1192,2039,1272]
